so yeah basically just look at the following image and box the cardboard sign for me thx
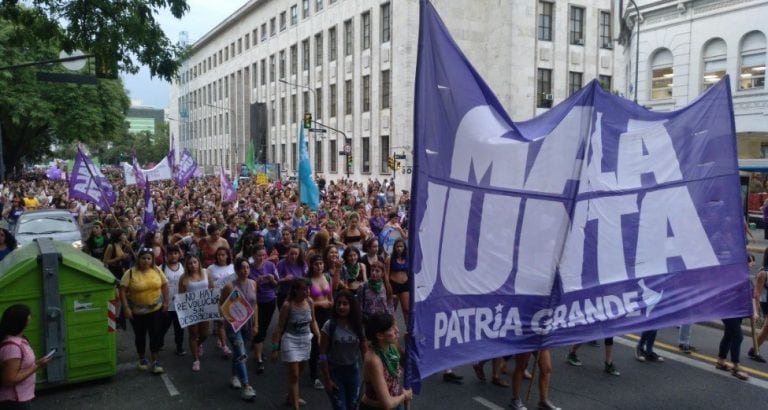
[174,288,221,328]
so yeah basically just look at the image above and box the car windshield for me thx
[17,216,78,235]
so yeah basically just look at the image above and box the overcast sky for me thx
[121,0,244,108]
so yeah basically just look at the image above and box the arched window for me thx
[650,48,674,100]
[739,31,766,90]
[702,38,727,91]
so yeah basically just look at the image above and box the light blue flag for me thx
[298,125,319,210]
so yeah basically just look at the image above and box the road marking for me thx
[473,396,506,410]
[161,373,180,396]
[616,336,768,389]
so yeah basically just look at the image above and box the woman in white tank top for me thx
[180,255,214,372]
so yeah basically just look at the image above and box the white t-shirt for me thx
[207,264,236,288]
[163,263,185,312]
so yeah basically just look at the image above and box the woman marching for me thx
[219,257,258,400]
[359,312,413,409]
[271,278,321,410]
[179,254,215,372]
[319,290,367,410]
[0,304,52,409]
[250,245,280,373]
[385,239,411,328]
[207,246,235,358]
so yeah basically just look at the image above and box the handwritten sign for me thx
[174,288,221,328]
[221,289,254,332]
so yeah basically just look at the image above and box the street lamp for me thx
[627,0,641,103]
[203,103,237,177]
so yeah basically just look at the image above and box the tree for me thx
[0,0,189,81]
[0,9,131,175]
[96,123,170,166]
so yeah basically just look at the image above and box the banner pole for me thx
[525,352,539,403]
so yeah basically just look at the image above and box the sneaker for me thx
[285,395,307,407]
[175,347,187,356]
[240,385,256,400]
[138,358,150,371]
[509,399,528,410]
[442,372,464,384]
[748,348,767,363]
[604,361,620,376]
[151,361,164,374]
[313,378,324,389]
[256,360,265,374]
[678,344,696,354]
[221,344,232,358]
[567,352,582,366]
[635,347,646,362]
[192,360,201,371]
[537,400,561,410]
[230,376,242,389]
[645,351,664,362]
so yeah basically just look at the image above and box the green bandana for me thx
[374,345,400,377]
[368,279,383,293]
[344,263,360,282]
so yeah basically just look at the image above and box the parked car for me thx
[12,209,83,249]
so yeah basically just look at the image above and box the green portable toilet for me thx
[0,238,118,386]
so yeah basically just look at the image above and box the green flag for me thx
[245,142,256,173]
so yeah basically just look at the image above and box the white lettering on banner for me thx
[415,106,717,300]
[179,153,195,173]
[174,288,221,328]
[73,164,102,200]
[432,287,647,349]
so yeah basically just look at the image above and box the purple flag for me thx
[175,148,198,187]
[46,164,62,180]
[406,1,750,388]
[133,157,146,189]
[68,149,114,211]
[143,177,157,232]
[220,166,237,203]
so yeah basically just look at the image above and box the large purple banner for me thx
[68,148,115,211]
[406,1,752,387]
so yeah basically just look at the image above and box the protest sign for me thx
[174,288,221,328]
[221,289,255,332]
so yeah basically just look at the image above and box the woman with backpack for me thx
[0,304,51,409]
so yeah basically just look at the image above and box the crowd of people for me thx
[0,168,766,410]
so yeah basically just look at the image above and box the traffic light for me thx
[396,161,402,171]
[303,112,312,129]
[387,157,395,170]
[347,154,353,167]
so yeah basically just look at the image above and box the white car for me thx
[12,209,83,249]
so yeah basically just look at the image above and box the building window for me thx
[329,27,338,62]
[260,59,266,85]
[569,6,585,45]
[361,11,371,51]
[290,45,298,75]
[380,135,389,173]
[344,19,353,57]
[599,75,612,91]
[538,1,553,41]
[302,0,309,18]
[224,76,229,97]
[330,139,337,172]
[302,39,310,71]
[316,0,323,12]
[330,84,337,117]
[279,50,286,80]
[269,54,276,82]
[650,48,674,100]
[599,11,612,49]
[270,100,276,126]
[739,31,766,91]
[315,33,323,66]
[261,23,267,41]
[537,68,553,108]
[702,38,727,91]
[316,88,323,120]
[292,142,297,171]
[281,97,286,125]
[238,38,242,54]
[280,143,286,165]
[280,11,286,31]
[568,71,583,96]
[245,34,250,49]
[291,94,297,124]
[381,70,390,109]
[270,18,276,37]
[362,137,370,173]
[271,145,276,165]
[315,140,323,172]
[381,2,391,43]
[290,5,298,25]
[345,79,353,115]
[362,75,370,112]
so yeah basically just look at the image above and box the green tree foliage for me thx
[0,8,131,174]
[0,0,189,81]
[96,122,170,166]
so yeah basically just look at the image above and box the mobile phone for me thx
[43,349,56,360]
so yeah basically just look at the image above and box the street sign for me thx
[309,128,327,133]
[344,144,352,154]
[394,154,407,159]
